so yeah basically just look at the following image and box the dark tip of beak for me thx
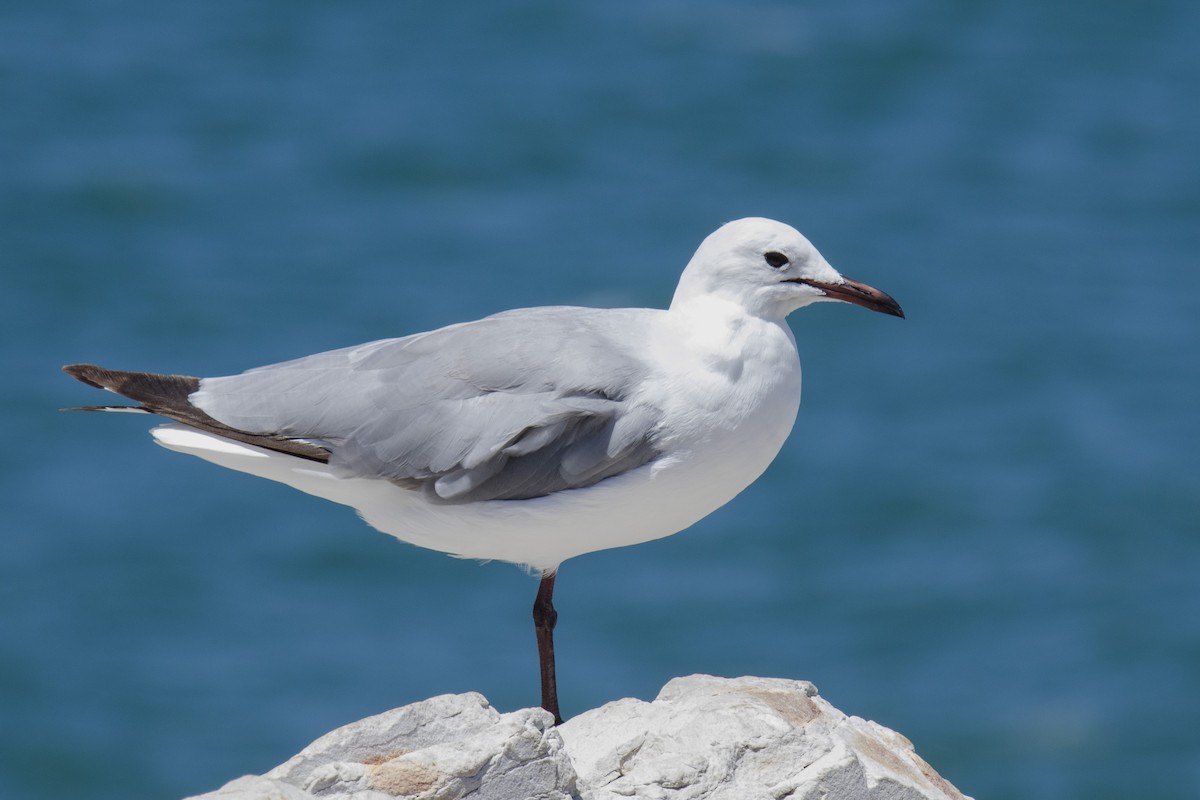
[793,276,904,319]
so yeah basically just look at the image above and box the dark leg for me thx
[533,569,563,725]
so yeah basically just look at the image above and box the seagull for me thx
[63,217,903,724]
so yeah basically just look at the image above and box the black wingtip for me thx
[62,363,333,464]
[63,363,106,389]
[62,363,202,406]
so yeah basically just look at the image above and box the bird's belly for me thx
[357,421,793,571]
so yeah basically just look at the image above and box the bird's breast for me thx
[641,313,801,492]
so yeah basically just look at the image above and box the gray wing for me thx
[192,306,664,503]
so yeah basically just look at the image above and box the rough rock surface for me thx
[559,675,967,800]
[185,676,969,800]
[186,692,574,800]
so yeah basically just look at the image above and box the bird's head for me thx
[671,217,904,321]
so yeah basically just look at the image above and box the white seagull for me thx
[64,217,903,723]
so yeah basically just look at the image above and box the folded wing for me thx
[191,306,664,503]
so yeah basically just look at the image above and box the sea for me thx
[1,2,1197,798]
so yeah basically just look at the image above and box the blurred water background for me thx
[2,2,1198,798]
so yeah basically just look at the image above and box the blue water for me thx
[3,2,1198,798]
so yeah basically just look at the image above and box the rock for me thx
[186,692,577,800]
[186,676,969,800]
[559,675,968,800]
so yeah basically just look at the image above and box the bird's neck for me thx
[670,279,789,323]
[660,294,797,377]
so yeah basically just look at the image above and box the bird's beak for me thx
[793,276,905,319]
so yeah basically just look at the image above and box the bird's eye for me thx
[763,251,789,269]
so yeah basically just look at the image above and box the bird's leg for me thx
[533,569,563,725]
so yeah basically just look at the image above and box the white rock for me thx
[185,676,968,800]
[186,692,576,800]
[186,775,311,799]
[559,675,969,800]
